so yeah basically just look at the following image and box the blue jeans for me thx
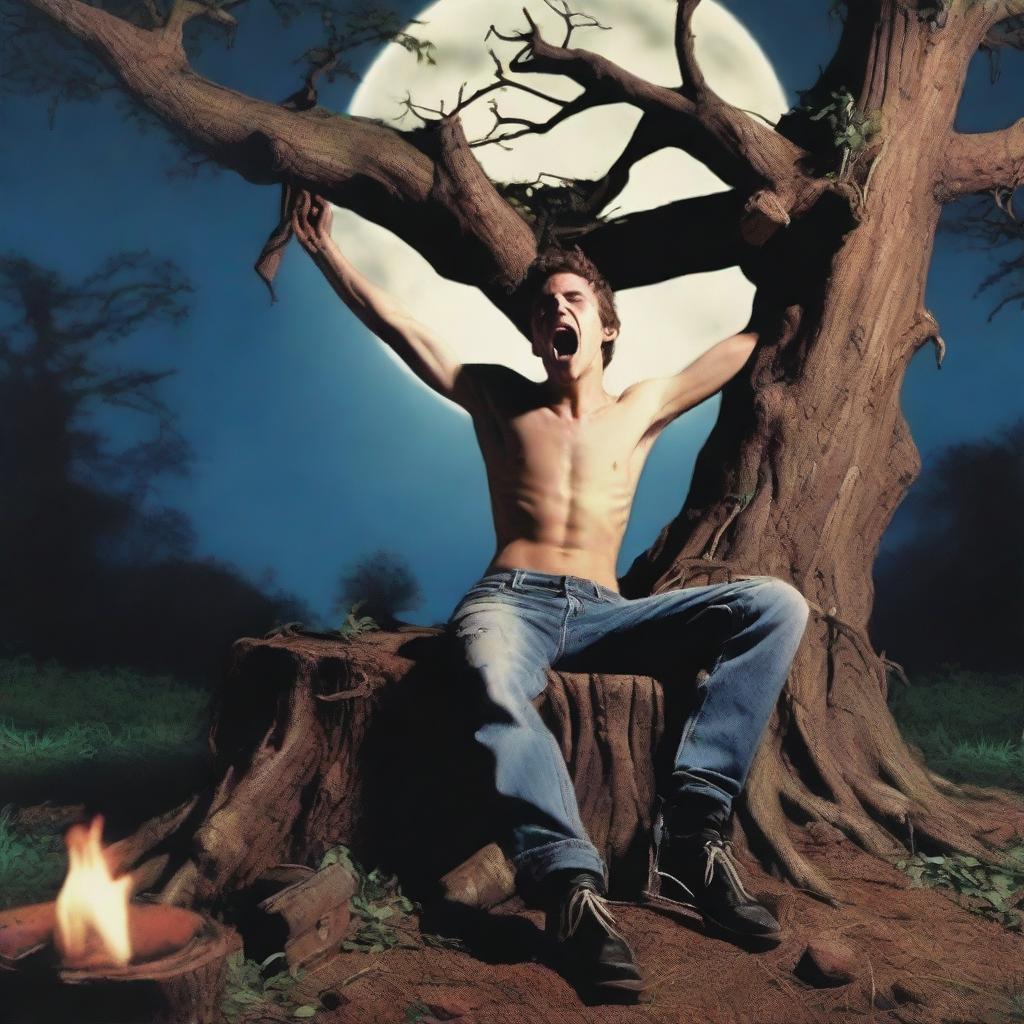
[445,568,809,898]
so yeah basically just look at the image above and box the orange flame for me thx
[54,815,133,967]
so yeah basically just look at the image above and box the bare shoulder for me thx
[615,378,670,438]
[457,363,536,417]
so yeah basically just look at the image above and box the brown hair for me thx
[514,246,621,368]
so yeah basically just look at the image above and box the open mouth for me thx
[552,325,579,358]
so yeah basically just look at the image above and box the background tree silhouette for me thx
[0,251,306,680]
[335,548,423,629]
[870,417,1024,675]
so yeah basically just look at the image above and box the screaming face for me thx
[529,271,615,376]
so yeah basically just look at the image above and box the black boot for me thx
[656,822,781,941]
[544,871,649,997]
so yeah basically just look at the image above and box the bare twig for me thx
[881,656,910,688]
[701,494,747,561]
[539,0,611,48]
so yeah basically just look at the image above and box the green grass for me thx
[888,667,1024,930]
[889,667,1024,790]
[0,656,209,733]
[0,656,212,807]
[0,656,213,909]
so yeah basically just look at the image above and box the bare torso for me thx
[467,366,660,593]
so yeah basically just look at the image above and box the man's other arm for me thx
[292,191,480,413]
[620,330,758,435]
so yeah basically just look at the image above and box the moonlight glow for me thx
[337,1,787,401]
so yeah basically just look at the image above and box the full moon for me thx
[339,1,787,402]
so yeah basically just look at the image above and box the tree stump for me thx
[114,617,1023,920]
[113,621,737,910]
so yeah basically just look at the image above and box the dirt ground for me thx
[6,805,1021,1024]
[286,824,1023,1024]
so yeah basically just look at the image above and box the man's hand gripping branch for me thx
[290,190,472,408]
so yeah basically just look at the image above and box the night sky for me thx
[4,0,1023,631]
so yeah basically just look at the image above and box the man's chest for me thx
[472,403,657,497]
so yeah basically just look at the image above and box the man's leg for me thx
[447,573,646,994]
[564,575,809,824]
[562,575,810,937]
[447,576,606,895]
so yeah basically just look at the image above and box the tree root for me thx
[738,630,1024,903]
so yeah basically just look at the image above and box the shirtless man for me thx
[293,191,810,998]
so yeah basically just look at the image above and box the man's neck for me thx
[542,365,614,420]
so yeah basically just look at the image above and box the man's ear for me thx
[603,325,619,342]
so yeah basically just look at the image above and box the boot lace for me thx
[650,836,752,907]
[703,838,754,901]
[562,885,627,944]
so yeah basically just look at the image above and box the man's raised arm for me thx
[620,329,758,436]
[291,191,478,411]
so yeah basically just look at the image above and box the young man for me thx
[293,192,809,998]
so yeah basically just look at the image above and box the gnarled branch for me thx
[978,0,1024,32]
[161,0,242,45]
[498,3,827,243]
[22,0,540,295]
[935,117,1024,201]
[576,189,751,290]
[19,0,824,305]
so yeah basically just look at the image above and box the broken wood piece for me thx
[439,843,515,909]
[253,862,357,971]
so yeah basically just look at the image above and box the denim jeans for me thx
[445,567,810,898]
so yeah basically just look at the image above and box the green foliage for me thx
[890,668,1024,930]
[319,843,417,953]
[802,87,883,179]
[0,805,66,909]
[220,950,321,1022]
[889,668,1024,790]
[337,599,381,639]
[894,847,1024,931]
[0,659,214,908]
[0,719,203,768]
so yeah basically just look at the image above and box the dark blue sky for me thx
[4,1,1022,628]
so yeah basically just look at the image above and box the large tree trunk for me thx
[620,3,1024,897]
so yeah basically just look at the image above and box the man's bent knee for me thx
[751,577,810,624]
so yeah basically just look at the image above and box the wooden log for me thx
[439,843,515,909]
[1,908,240,1024]
[0,902,55,967]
